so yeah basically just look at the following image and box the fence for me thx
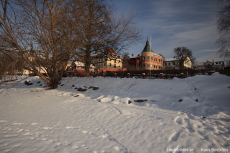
[87,69,218,79]
[218,69,230,76]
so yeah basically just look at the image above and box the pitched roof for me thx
[142,40,152,53]
[214,61,224,65]
[106,48,117,55]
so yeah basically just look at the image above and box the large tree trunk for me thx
[84,49,91,77]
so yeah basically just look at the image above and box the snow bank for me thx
[0,73,229,153]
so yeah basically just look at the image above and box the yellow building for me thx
[93,49,123,72]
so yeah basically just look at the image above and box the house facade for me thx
[141,40,163,70]
[92,48,124,72]
[213,61,225,69]
[65,61,95,75]
[123,40,163,71]
[164,57,192,70]
[196,60,224,70]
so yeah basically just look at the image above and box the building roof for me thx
[154,53,163,57]
[75,61,95,68]
[214,61,224,65]
[197,62,204,66]
[164,58,177,61]
[106,48,117,55]
[142,40,152,53]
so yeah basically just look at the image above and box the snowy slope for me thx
[0,73,229,153]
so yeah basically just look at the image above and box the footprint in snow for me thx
[183,118,195,133]
[168,131,181,142]
[0,120,7,123]
[12,123,23,125]
[174,116,182,125]
[43,127,52,130]
[174,116,195,133]
[31,123,39,126]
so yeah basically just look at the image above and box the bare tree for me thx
[217,0,230,58]
[0,0,141,87]
[173,47,194,69]
[0,0,77,88]
[67,0,141,76]
[0,38,24,81]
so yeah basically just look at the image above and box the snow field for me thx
[0,73,230,153]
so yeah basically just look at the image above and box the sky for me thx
[110,0,224,63]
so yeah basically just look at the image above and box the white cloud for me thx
[196,52,224,63]
[114,0,221,61]
[201,49,218,52]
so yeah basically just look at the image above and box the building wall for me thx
[184,57,192,68]
[141,52,163,70]
[94,58,122,69]
[92,50,123,72]
[164,61,178,70]
[164,57,192,70]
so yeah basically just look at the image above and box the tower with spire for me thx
[140,38,163,70]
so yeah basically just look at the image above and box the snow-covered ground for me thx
[0,73,230,153]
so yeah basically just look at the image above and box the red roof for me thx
[106,49,117,55]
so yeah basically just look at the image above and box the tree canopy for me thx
[217,0,230,58]
[173,47,194,69]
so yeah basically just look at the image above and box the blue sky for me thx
[111,0,224,63]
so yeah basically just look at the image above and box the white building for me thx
[196,60,224,70]
[164,57,192,70]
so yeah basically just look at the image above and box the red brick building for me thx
[123,40,163,71]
